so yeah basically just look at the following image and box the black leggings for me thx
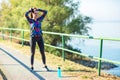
[30,36,46,65]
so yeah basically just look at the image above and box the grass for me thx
[0,39,120,80]
[82,75,89,79]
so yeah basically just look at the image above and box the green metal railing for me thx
[0,28,120,76]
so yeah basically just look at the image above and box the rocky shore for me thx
[73,59,118,70]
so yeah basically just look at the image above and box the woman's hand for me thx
[30,8,37,13]
[30,8,34,13]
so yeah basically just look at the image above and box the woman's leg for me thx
[30,37,36,68]
[37,36,49,71]
[37,36,46,65]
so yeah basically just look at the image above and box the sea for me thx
[68,22,120,76]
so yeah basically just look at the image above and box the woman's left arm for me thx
[37,9,48,21]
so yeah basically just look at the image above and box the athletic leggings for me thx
[30,36,46,65]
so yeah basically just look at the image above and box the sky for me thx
[79,0,120,37]
[79,0,120,22]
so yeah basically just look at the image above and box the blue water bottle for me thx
[58,67,61,78]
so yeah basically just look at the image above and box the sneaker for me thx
[31,67,34,70]
[44,66,49,71]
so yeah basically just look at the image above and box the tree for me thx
[0,0,92,56]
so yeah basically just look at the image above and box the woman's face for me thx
[32,10,38,19]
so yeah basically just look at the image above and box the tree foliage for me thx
[0,0,92,56]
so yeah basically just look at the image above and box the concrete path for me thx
[0,44,74,80]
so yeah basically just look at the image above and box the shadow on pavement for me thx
[34,69,57,72]
[0,48,45,80]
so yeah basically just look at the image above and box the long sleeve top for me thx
[25,9,47,37]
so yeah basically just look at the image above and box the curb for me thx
[0,69,7,80]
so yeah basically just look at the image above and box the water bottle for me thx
[58,67,61,78]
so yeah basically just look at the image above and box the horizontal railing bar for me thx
[0,28,120,65]
[44,44,120,65]
[0,28,120,41]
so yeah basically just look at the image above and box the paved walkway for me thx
[0,44,74,80]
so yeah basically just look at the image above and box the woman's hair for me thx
[30,8,37,18]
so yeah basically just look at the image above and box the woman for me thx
[25,8,49,71]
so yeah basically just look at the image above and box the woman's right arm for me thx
[25,10,33,23]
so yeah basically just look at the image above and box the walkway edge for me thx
[0,69,7,80]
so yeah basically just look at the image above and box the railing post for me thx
[2,29,4,40]
[10,29,12,42]
[21,30,24,47]
[98,39,103,76]
[62,35,65,61]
